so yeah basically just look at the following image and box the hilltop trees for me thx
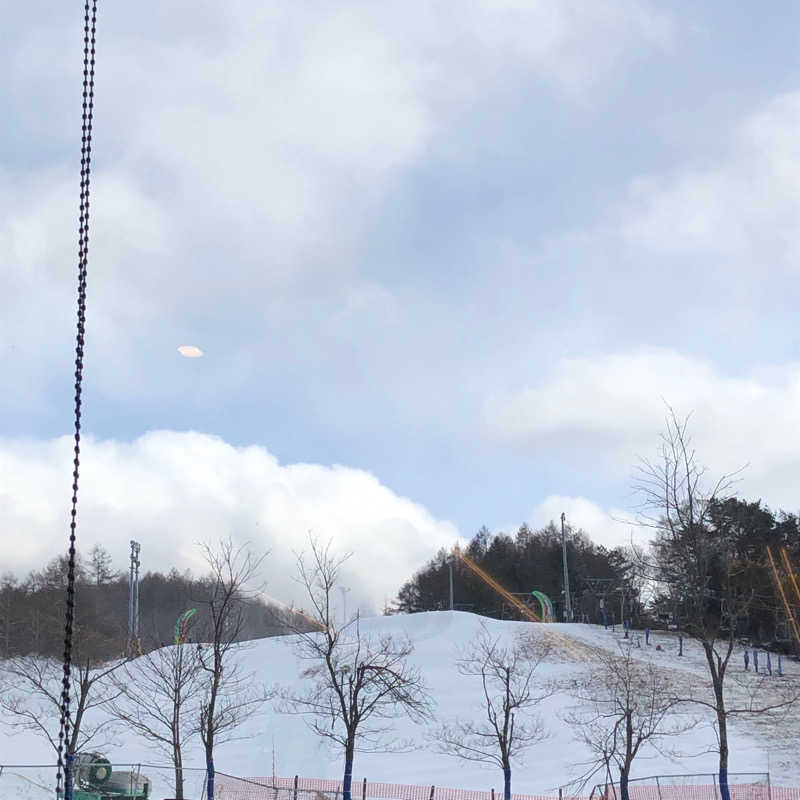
[283,538,430,800]
[0,549,306,661]
[89,545,120,586]
[395,523,640,624]
[0,573,23,658]
[705,497,800,644]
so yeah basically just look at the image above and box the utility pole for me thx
[127,540,141,657]
[339,586,351,625]
[133,543,141,643]
[561,513,573,622]
[447,557,454,611]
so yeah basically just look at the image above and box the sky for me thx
[4,1,800,612]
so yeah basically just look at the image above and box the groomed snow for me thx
[2,611,799,798]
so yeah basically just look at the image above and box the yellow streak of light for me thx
[455,547,542,622]
[767,546,800,645]
[780,546,800,607]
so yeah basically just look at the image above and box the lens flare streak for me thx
[781,546,800,606]
[454,547,542,623]
[767,545,800,645]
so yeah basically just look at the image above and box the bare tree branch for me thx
[562,642,696,798]
[630,408,794,800]
[434,623,551,800]
[0,655,123,756]
[280,537,431,800]
[196,538,273,800]
[106,644,204,800]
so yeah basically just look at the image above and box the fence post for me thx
[293,775,298,800]
[362,777,367,800]
[492,788,495,800]
[429,786,435,800]
[655,776,661,800]
[559,788,563,800]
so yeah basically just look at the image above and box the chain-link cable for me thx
[56,1,99,797]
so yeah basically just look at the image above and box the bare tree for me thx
[564,643,693,800]
[634,409,796,800]
[282,538,430,800]
[0,655,121,755]
[435,624,550,800]
[196,538,271,800]
[88,544,120,585]
[107,644,203,799]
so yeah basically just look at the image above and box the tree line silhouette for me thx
[0,545,303,662]
[394,500,800,651]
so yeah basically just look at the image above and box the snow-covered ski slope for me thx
[2,611,799,797]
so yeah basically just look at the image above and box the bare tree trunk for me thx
[343,737,355,800]
[69,664,90,754]
[619,712,634,800]
[502,688,512,800]
[205,664,218,800]
[173,744,184,800]
[206,742,215,800]
[502,765,511,800]
[702,643,730,800]
[173,697,184,800]
[716,697,730,800]
[619,773,629,800]
[69,694,87,755]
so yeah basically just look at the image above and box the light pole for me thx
[127,540,141,656]
[447,557,454,611]
[339,586,351,625]
[561,513,573,622]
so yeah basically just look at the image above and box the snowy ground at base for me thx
[1,611,799,798]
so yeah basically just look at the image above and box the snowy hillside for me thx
[2,612,799,798]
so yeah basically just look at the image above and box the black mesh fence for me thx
[590,773,771,800]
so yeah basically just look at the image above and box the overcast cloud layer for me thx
[1,431,459,614]
[5,2,800,605]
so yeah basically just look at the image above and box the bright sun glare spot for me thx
[177,345,204,358]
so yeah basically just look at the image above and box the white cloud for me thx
[0,431,460,613]
[530,494,638,550]
[488,347,800,512]
[460,0,673,94]
[621,92,800,264]
[1,0,674,386]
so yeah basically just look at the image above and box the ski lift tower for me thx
[561,513,573,621]
[127,540,141,656]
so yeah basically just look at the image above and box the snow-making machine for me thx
[70,754,152,800]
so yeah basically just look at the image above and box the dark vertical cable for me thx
[56,2,98,797]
